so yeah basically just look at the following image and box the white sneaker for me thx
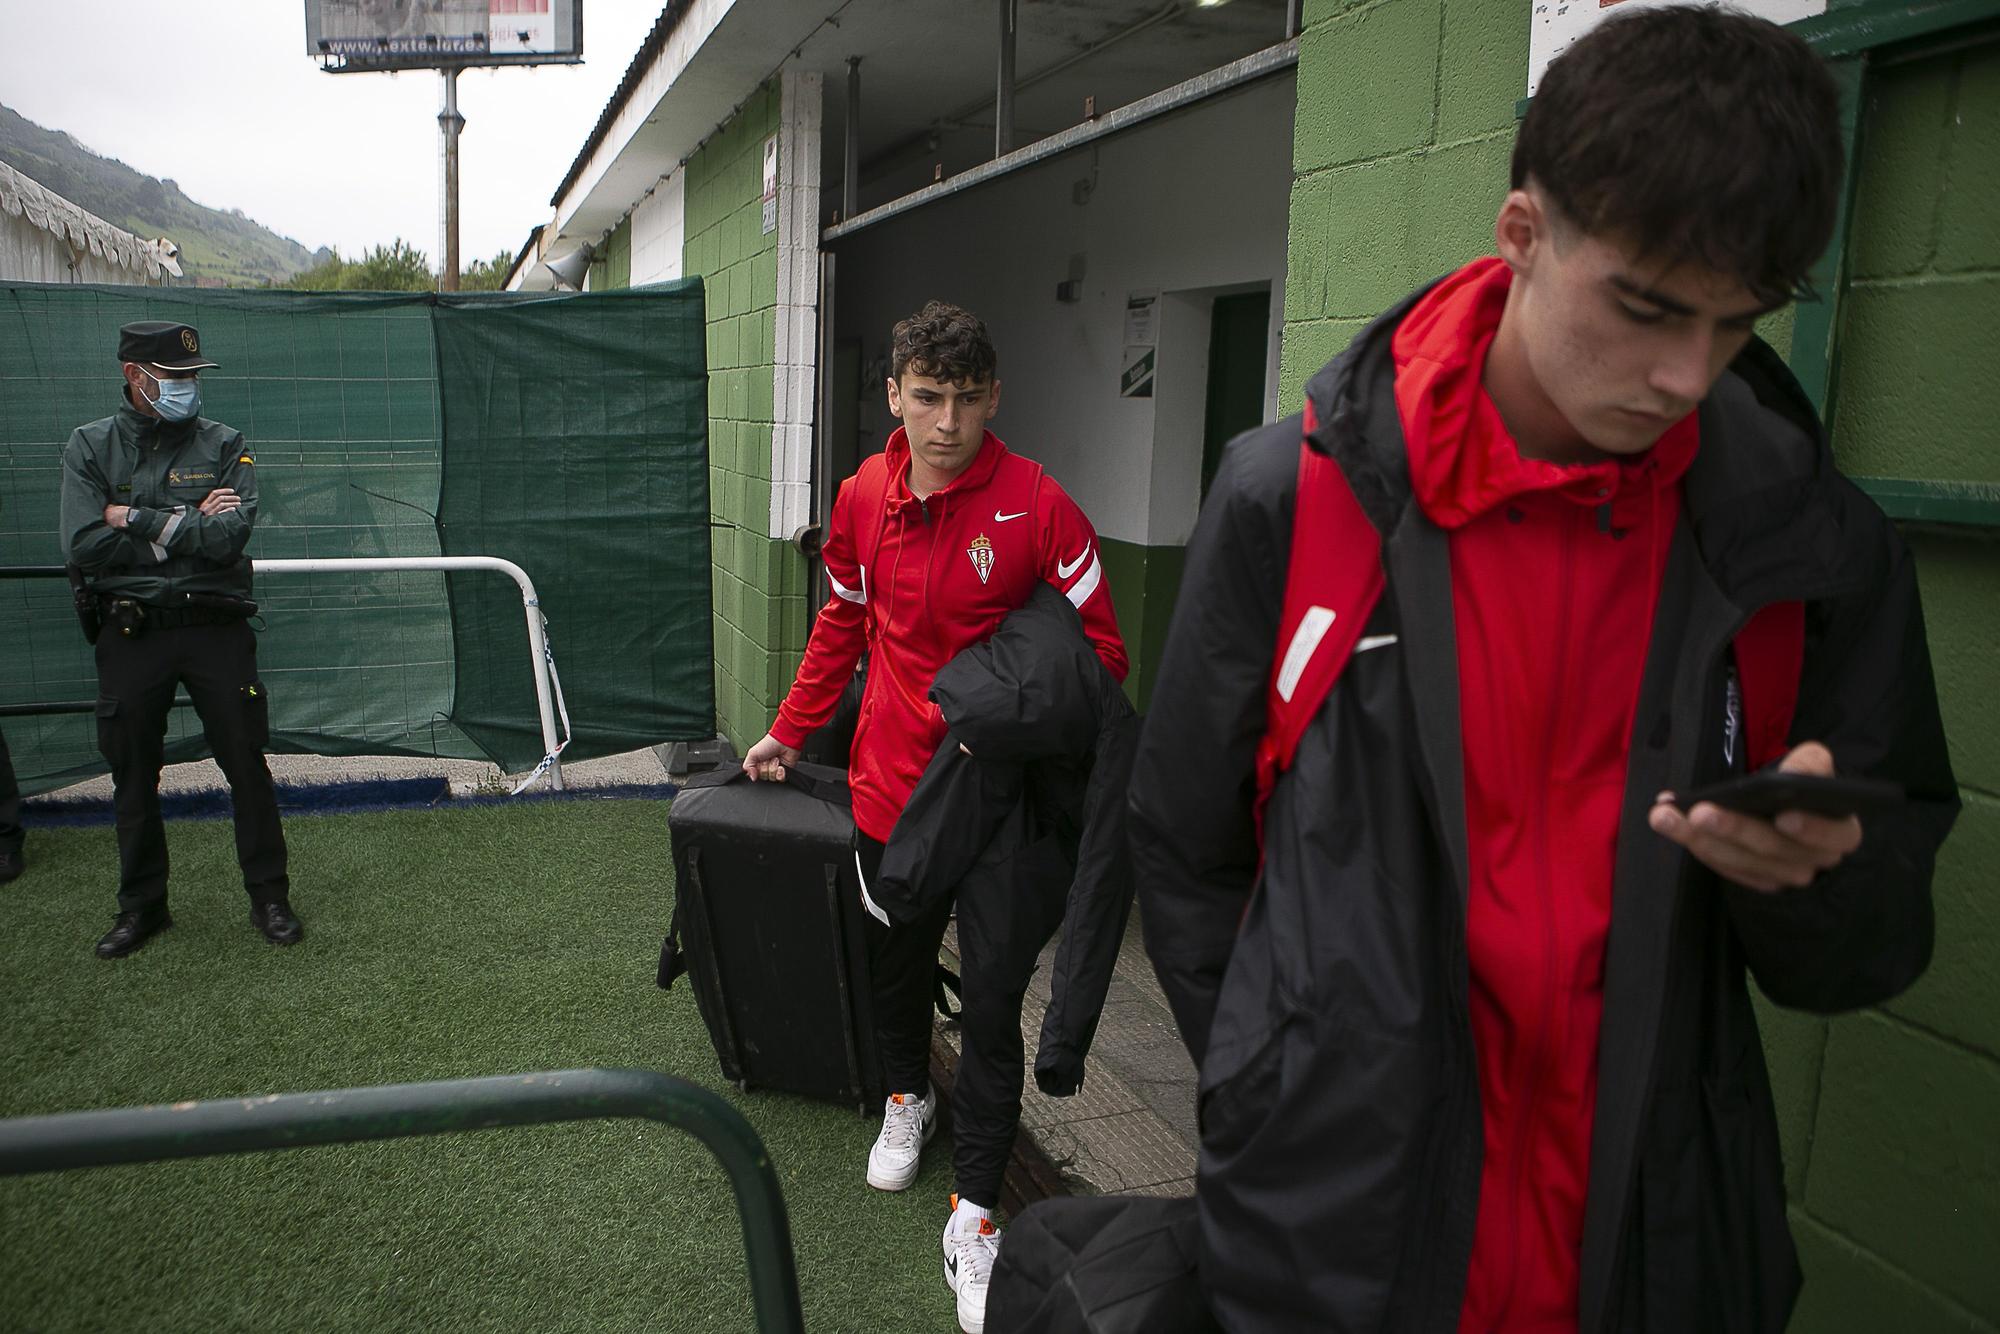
[941,1194,1002,1334]
[865,1088,936,1191]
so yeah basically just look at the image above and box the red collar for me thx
[884,428,1009,511]
[1392,257,1698,531]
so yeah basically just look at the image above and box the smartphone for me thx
[1673,772,1905,820]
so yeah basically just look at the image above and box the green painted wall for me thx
[1763,40,2000,1334]
[681,80,806,753]
[1282,3,1997,1329]
[590,215,632,291]
[1281,0,1522,410]
[1099,538,1188,716]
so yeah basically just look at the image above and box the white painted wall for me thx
[554,0,736,237]
[770,65,823,541]
[829,73,1294,548]
[629,169,687,286]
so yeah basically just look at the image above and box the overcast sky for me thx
[0,1,664,266]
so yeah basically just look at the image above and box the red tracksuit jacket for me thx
[770,428,1127,843]
[1395,258,1700,1333]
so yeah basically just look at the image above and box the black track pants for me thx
[856,831,1069,1211]
[93,619,289,912]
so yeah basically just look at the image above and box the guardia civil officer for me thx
[60,321,300,958]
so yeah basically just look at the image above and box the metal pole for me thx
[0,1069,806,1334]
[996,0,1017,157]
[439,67,464,292]
[843,58,861,220]
[1287,0,1303,39]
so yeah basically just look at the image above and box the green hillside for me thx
[0,103,325,286]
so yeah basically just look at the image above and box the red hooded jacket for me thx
[770,428,1127,843]
[1394,258,1700,1334]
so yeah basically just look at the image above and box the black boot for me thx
[0,843,21,885]
[250,899,304,946]
[96,904,172,958]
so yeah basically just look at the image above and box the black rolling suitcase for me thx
[658,763,885,1111]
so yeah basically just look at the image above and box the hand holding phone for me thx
[1647,742,1874,893]
[1671,771,1905,820]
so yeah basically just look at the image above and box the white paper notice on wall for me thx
[762,134,779,235]
[1528,0,1825,96]
[1124,292,1159,346]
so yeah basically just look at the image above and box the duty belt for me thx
[98,597,246,633]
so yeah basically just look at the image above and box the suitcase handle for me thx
[678,762,851,808]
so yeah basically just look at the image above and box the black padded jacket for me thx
[876,583,1141,1097]
[1129,289,1959,1334]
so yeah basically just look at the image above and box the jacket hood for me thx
[1302,262,1860,608]
[882,427,1009,515]
[1390,256,1696,532]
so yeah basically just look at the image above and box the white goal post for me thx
[252,556,568,792]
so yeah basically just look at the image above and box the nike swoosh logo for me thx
[994,510,1028,522]
[1356,634,1399,653]
[1056,544,1092,580]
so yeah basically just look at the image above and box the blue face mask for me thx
[143,368,201,422]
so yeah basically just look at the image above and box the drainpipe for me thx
[996,0,1017,157]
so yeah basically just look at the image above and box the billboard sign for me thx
[305,0,582,72]
[1528,0,1824,95]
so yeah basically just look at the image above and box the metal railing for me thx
[0,1067,805,1333]
[0,555,568,790]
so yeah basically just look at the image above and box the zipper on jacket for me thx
[922,493,947,658]
[1491,502,1583,1329]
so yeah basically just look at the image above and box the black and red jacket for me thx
[772,428,1127,843]
[1131,263,1957,1333]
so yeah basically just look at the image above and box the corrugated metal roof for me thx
[0,158,184,281]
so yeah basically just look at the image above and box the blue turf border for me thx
[20,777,678,828]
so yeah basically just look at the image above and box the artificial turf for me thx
[0,799,957,1333]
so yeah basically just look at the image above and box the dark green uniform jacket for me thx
[61,394,258,604]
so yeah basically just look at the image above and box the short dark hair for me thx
[1513,5,1844,305]
[891,301,997,385]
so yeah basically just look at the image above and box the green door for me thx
[1200,290,1272,499]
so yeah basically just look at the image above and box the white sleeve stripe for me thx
[827,566,867,605]
[1276,606,1337,703]
[1063,551,1103,609]
[157,509,184,548]
[149,541,168,563]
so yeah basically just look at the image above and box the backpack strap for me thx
[1731,600,1805,772]
[1253,425,1386,836]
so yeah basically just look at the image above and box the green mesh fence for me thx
[0,281,714,796]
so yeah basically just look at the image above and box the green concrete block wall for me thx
[1281,0,1522,411]
[1774,43,2000,1331]
[590,215,632,291]
[681,80,804,753]
[1280,6,1997,1329]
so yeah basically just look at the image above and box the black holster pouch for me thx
[66,564,102,644]
[106,598,147,639]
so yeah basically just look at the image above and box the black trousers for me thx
[0,726,21,852]
[93,618,289,912]
[856,832,1069,1210]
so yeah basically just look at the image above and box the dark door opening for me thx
[1199,290,1271,499]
